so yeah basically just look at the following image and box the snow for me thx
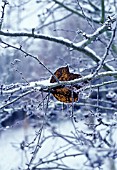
[1,117,117,170]
[0,121,87,170]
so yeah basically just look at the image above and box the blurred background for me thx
[0,0,117,170]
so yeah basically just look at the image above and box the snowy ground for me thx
[0,118,116,170]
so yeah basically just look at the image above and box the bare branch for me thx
[78,16,116,48]
[0,0,8,30]
[0,14,116,73]
[53,0,99,23]
[0,70,117,110]
[92,19,117,77]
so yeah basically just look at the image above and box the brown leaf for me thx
[50,65,81,83]
[50,66,82,103]
[51,87,78,103]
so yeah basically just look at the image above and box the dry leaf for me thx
[50,66,82,103]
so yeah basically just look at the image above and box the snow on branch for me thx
[0,15,116,72]
[76,16,116,48]
[1,71,117,93]
[0,70,117,109]
[1,71,117,95]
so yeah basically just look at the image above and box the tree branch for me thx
[1,70,117,110]
[1,71,117,95]
[0,1,8,30]
[0,14,116,73]
[53,0,99,23]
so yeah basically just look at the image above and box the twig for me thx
[1,71,117,95]
[92,18,117,77]
[0,16,116,71]
[77,102,117,112]
[0,89,34,110]
[53,0,99,23]
[0,1,8,30]
[0,24,116,72]
[0,71,117,110]
[0,39,60,83]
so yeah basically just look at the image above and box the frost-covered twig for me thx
[0,70,117,110]
[85,79,117,90]
[1,71,117,95]
[0,89,34,110]
[91,19,117,77]
[53,0,99,23]
[0,39,60,83]
[77,102,117,112]
[37,13,72,32]
[0,15,116,73]
[27,124,44,169]
[77,15,116,48]
[32,151,82,169]
[0,0,8,30]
